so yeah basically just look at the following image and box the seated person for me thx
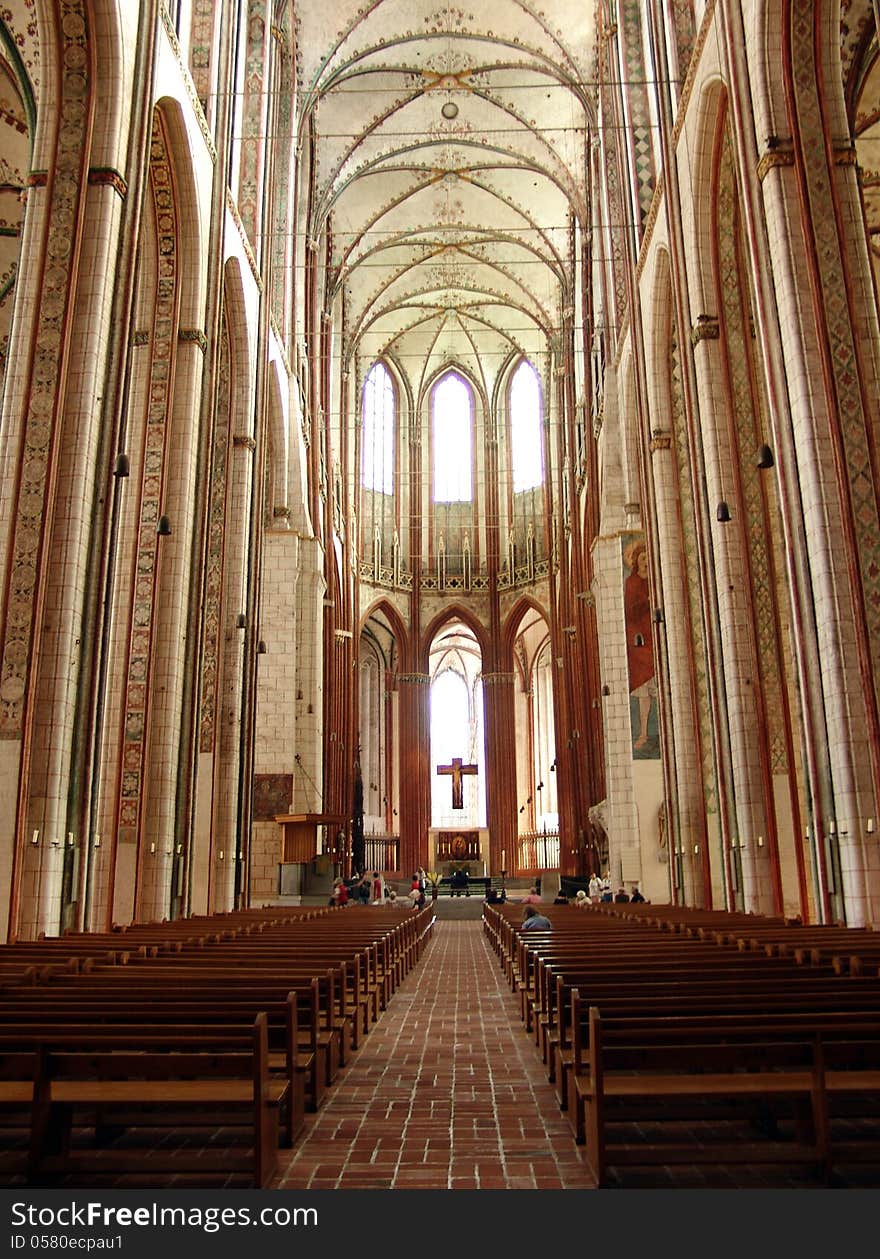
[553,889,569,905]
[630,886,646,903]
[614,887,630,903]
[450,867,470,897]
[520,904,552,931]
[486,886,507,904]
[521,885,542,904]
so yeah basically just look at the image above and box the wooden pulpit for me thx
[275,813,345,863]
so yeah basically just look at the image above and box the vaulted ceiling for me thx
[297,1,596,403]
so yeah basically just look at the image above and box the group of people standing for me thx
[583,873,645,904]
[329,866,429,910]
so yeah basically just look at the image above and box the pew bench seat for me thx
[22,1015,285,1188]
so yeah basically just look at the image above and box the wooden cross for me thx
[437,757,478,810]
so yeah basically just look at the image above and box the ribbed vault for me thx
[298,1,595,399]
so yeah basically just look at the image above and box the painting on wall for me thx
[622,534,660,759]
[253,773,293,821]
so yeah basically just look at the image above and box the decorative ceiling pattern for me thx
[0,1,38,95]
[296,1,595,405]
[853,44,880,279]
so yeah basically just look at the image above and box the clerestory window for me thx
[362,361,394,494]
[432,372,472,502]
[510,360,543,492]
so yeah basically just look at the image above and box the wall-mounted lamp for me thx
[113,453,130,478]
[716,501,731,523]
[868,817,875,835]
[94,834,101,849]
[652,608,664,624]
[257,640,267,655]
[756,444,775,469]
[757,834,765,848]
[149,842,156,854]
[67,832,75,847]
[157,515,172,536]
[236,613,247,629]
[51,837,60,848]
[829,820,836,836]
[30,829,39,846]
[693,844,700,855]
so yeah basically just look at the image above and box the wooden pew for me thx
[0,980,326,1117]
[572,1000,880,1186]
[1,1014,285,1187]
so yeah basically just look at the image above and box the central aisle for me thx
[274,918,597,1189]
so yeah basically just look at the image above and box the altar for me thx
[429,828,488,875]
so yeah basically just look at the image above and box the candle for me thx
[501,849,505,868]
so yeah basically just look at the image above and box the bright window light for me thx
[362,361,394,493]
[510,360,543,492]
[433,373,472,502]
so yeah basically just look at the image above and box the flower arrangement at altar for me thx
[425,871,441,899]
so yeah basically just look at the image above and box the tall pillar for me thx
[482,671,517,874]
[648,432,711,904]
[397,671,429,876]
[689,324,775,913]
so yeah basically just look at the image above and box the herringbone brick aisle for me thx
[274,919,597,1189]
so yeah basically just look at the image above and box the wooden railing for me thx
[516,830,560,873]
[364,835,400,872]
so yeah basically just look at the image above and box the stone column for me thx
[137,333,206,921]
[648,430,711,906]
[482,671,517,875]
[396,671,430,877]
[690,319,775,913]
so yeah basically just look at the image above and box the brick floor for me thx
[273,920,597,1190]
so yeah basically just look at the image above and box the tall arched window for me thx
[362,361,394,493]
[433,372,472,501]
[510,360,543,491]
